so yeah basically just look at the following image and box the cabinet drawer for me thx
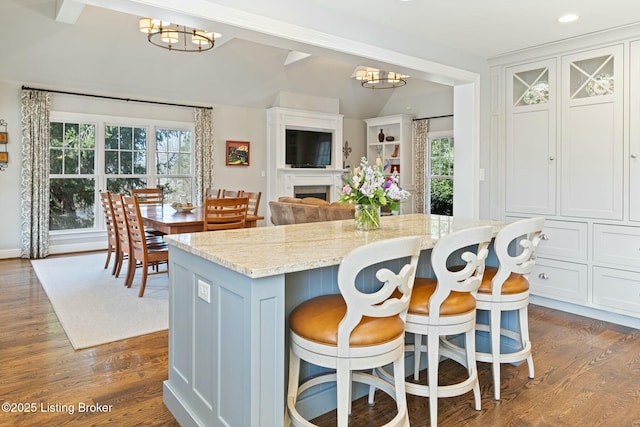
[593,224,640,268]
[593,267,640,317]
[529,258,588,303]
[538,220,588,260]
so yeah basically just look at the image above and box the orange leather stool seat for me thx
[290,294,405,347]
[408,278,476,316]
[478,266,529,295]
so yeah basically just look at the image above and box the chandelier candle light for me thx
[340,157,410,230]
[139,18,219,52]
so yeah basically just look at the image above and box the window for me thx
[49,121,97,231]
[49,113,194,232]
[155,128,193,202]
[104,124,149,194]
[428,135,454,215]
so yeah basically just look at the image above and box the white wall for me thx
[342,118,366,169]
[0,82,23,257]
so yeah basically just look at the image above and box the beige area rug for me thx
[31,252,168,350]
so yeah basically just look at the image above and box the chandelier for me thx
[138,18,219,52]
[354,67,408,89]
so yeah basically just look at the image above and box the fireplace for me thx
[294,185,331,201]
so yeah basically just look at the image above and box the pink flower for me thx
[342,184,352,194]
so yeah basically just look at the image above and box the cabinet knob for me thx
[549,156,555,161]
[540,233,549,241]
[538,273,549,280]
[632,154,638,159]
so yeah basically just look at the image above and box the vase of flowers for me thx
[340,157,410,230]
[354,204,381,230]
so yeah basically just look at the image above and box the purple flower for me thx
[342,184,352,194]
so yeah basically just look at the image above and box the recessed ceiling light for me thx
[558,14,579,23]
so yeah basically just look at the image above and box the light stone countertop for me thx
[163,214,506,279]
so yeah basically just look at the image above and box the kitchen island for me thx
[162,214,504,426]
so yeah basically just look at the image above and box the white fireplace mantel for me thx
[266,108,344,222]
[277,168,345,201]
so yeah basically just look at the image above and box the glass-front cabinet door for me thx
[505,58,557,215]
[561,45,623,220]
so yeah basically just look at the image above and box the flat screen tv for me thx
[285,129,332,168]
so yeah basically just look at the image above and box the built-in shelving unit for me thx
[364,114,415,214]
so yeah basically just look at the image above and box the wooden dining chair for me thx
[202,196,249,231]
[242,191,262,216]
[110,193,135,286]
[205,188,221,198]
[99,191,120,275]
[131,187,165,235]
[122,195,169,297]
[131,187,164,205]
[220,189,244,198]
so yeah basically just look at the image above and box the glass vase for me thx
[355,204,381,231]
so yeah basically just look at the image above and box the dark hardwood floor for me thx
[1,255,639,426]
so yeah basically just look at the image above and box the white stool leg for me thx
[466,328,481,411]
[413,333,422,380]
[519,305,535,378]
[490,305,502,401]
[393,356,410,427]
[336,359,350,427]
[428,330,439,427]
[286,348,300,426]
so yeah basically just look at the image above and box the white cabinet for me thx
[507,216,589,304]
[593,224,640,268]
[560,45,624,219]
[593,267,640,317]
[529,258,588,304]
[505,59,557,215]
[630,40,640,222]
[495,39,640,326]
[364,114,415,214]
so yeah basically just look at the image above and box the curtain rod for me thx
[21,85,213,110]
[413,114,453,121]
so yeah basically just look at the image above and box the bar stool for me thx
[286,236,422,427]
[375,226,493,427]
[474,217,545,400]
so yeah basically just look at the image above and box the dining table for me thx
[139,204,264,235]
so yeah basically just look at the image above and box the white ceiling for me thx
[200,0,640,59]
[7,0,640,119]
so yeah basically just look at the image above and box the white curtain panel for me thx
[20,89,51,259]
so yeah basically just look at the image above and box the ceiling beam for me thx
[56,0,86,24]
[284,51,312,67]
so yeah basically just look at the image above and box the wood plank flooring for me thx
[1,255,639,426]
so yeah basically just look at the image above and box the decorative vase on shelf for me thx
[355,204,381,231]
[378,129,385,142]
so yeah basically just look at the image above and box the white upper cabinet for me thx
[630,40,640,222]
[505,59,557,215]
[560,45,623,219]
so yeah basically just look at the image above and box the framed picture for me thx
[0,152,7,163]
[0,132,7,143]
[390,164,400,174]
[226,140,250,166]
